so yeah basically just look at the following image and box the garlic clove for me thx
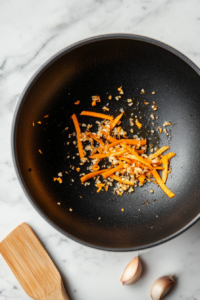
[120,256,142,285]
[150,275,175,300]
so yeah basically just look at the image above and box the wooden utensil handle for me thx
[41,283,70,300]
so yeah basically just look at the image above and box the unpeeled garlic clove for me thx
[150,275,175,300]
[120,256,142,285]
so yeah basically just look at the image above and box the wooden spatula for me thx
[0,222,70,300]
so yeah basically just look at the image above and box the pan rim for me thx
[11,33,200,252]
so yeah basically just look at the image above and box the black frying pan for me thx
[12,34,200,251]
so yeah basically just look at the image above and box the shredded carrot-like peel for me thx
[102,164,124,179]
[110,113,124,130]
[118,157,132,164]
[136,119,142,129]
[152,170,175,198]
[86,132,104,146]
[92,164,100,171]
[106,140,123,149]
[81,169,110,183]
[90,153,109,159]
[106,139,146,150]
[149,146,170,160]
[71,114,84,159]
[110,174,135,185]
[80,111,113,121]
[122,144,153,169]
[162,157,169,183]
[162,152,176,160]
[69,109,176,199]
[136,149,145,154]
[103,133,117,143]
[90,149,127,159]
[123,139,147,146]
[162,152,176,183]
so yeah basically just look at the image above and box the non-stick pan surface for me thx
[12,34,200,251]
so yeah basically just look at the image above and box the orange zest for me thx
[74,100,80,105]
[53,177,62,184]
[135,118,142,129]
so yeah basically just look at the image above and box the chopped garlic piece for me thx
[163,121,172,127]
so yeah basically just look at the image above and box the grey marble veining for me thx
[0,0,200,299]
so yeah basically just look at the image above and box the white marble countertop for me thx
[0,0,200,299]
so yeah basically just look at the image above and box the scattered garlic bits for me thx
[141,89,145,94]
[150,113,155,120]
[163,128,169,136]
[91,95,101,106]
[130,118,134,126]
[152,102,158,111]
[68,111,176,198]
[163,121,172,127]
[158,126,162,133]
[108,95,112,100]
[102,106,109,111]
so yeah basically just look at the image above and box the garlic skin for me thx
[150,275,175,300]
[120,256,142,285]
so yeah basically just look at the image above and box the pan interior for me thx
[14,38,200,250]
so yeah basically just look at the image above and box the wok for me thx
[12,34,200,251]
